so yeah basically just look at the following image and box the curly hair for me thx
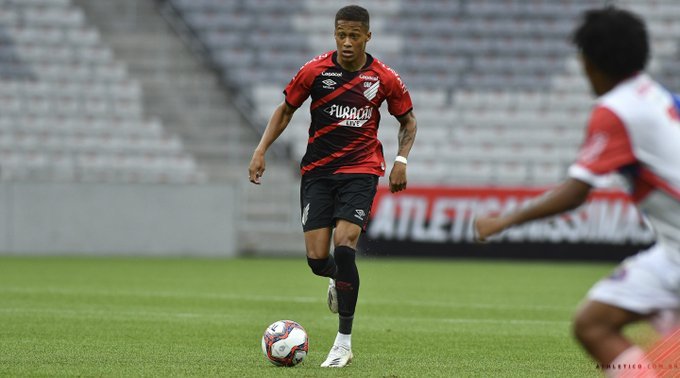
[572,7,649,80]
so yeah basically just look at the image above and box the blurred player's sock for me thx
[605,346,655,378]
[307,256,337,278]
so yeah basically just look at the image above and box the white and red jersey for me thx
[284,51,413,177]
[569,73,680,259]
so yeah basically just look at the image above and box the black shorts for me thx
[300,173,379,232]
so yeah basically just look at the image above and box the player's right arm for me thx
[248,53,323,184]
[475,105,635,241]
[475,178,592,241]
[248,102,297,184]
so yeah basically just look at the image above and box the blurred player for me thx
[248,5,417,368]
[474,7,680,377]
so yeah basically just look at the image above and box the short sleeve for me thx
[284,64,315,108]
[385,69,413,118]
[568,106,636,186]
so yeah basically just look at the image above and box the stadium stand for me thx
[168,0,680,188]
[161,0,680,252]
[0,0,668,254]
[0,0,205,183]
[4,0,666,252]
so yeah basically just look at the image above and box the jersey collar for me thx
[331,51,374,73]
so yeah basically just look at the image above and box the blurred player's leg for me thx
[573,301,649,377]
[575,244,680,376]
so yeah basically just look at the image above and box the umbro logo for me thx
[354,209,366,220]
[322,78,336,89]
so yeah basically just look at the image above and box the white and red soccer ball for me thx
[261,320,308,367]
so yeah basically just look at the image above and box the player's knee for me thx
[334,245,356,266]
[333,231,360,248]
[307,256,336,278]
[573,311,608,345]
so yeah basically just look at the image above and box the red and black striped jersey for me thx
[284,51,413,177]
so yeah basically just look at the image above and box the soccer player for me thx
[248,5,417,368]
[474,7,680,377]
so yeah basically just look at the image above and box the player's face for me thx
[334,20,371,69]
[579,53,604,96]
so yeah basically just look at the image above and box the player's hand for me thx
[248,151,266,184]
[389,162,407,193]
[473,216,507,242]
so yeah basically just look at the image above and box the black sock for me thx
[339,315,354,335]
[334,245,359,334]
[307,256,337,278]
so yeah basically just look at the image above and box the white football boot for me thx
[327,278,338,313]
[320,345,353,368]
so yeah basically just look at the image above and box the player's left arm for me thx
[475,178,592,241]
[389,111,417,193]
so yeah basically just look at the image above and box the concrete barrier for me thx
[0,182,236,257]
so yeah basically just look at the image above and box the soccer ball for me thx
[261,320,309,367]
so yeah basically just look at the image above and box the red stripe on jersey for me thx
[308,120,342,144]
[301,133,372,174]
[310,75,366,111]
[577,106,636,174]
[633,167,680,203]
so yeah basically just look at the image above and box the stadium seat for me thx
[0,0,205,183]
[168,0,680,186]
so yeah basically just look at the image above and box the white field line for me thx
[0,306,569,327]
[0,286,573,312]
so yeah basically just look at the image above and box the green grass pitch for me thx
[0,256,653,377]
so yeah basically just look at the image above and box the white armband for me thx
[395,156,408,165]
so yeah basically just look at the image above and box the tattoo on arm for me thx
[397,113,417,156]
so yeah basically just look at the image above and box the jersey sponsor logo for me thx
[324,104,373,127]
[363,80,380,101]
[321,71,342,77]
[324,104,373,120]
[322,78,336,89]
[360,74,378,81]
